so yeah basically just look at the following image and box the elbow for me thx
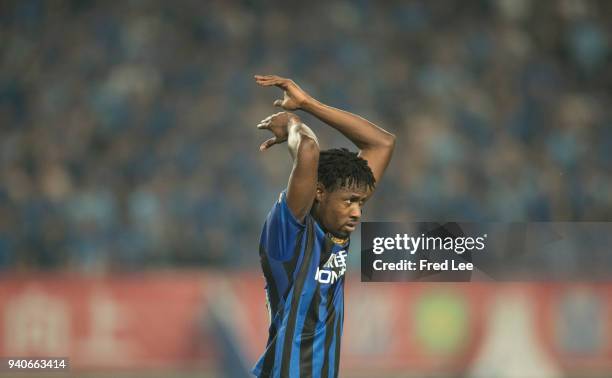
[299,136,320,158]
[382,132,396,149]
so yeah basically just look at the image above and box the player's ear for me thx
[315,183,325,203]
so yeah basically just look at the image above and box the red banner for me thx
[0,273,611,375]
[0,273,209,370]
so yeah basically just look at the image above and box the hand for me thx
[254,74,312,111]
[257,112,301,151]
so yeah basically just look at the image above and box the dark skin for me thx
[256,111,320,222]
[255,75,395,238]
[311,185,370,238]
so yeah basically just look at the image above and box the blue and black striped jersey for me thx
[252,191,349,378]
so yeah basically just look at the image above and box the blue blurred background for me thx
[1,0,610,272]
[0,1,611,377]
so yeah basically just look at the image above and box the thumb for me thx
[259,137,277,151]
[273,99,283,107]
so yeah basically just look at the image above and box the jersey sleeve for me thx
[261,190,306,261]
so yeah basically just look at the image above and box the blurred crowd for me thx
[0,0,610,271]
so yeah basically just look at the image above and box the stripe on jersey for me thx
[333,305,343,377]
[259,227,305,376]
[298,279,321,377]
[280,218,315,377]
[259,245,279,316]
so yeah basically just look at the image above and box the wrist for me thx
[287,113,302,125]
[300,96,319,113]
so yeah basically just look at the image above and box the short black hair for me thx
[317,148,376,192]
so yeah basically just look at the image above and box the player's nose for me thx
[349,206,361,220]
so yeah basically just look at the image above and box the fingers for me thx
[259,137,277,151]
[256,112,287,129]
[256,79,283,88]
[254,74,289,89]
[254,74,285,81]
[254,74,275,85]
[256,115,271,129]
[273,99,283,107]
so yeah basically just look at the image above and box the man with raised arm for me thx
[252,74,395,378]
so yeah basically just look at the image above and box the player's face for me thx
[315,185,370,238]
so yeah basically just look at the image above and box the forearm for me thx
[285,119,319,221]
[301,98,395,150]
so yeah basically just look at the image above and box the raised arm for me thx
[254,75,395,187]
[257,112,319,223]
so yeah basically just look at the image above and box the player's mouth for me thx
[345,222,358,232]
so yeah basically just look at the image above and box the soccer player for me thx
[252,74,395,378]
